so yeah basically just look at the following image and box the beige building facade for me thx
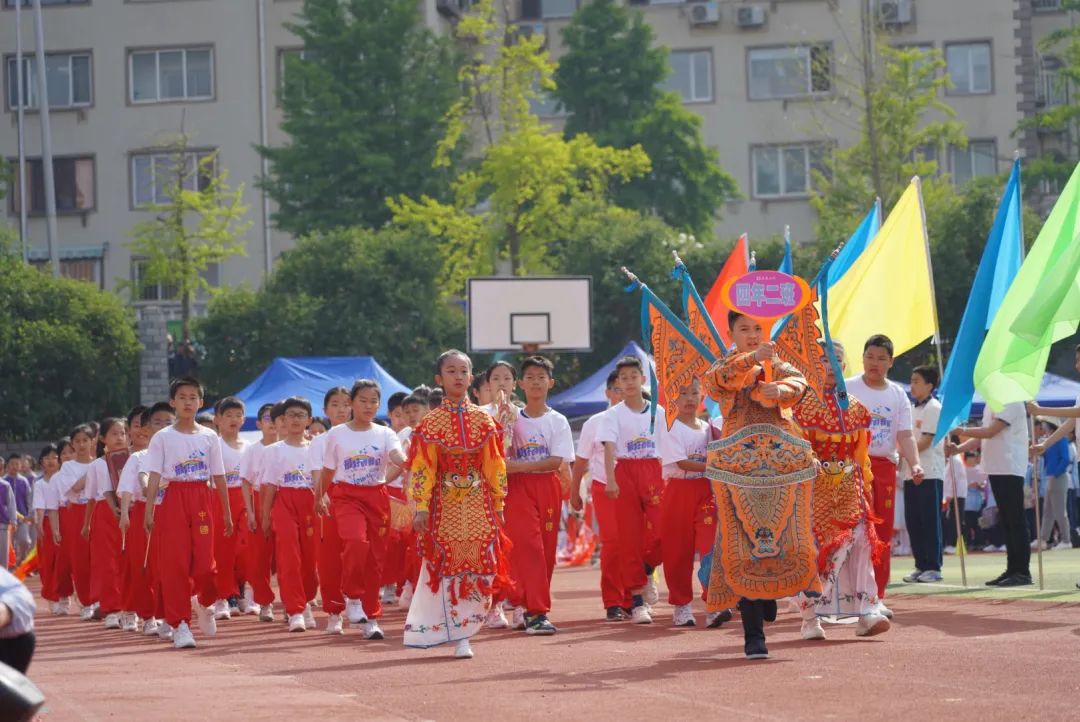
[0,0,1074,309]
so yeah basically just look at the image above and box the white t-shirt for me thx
[38,475,64,511]
[239,440,274,491]
[660,418,711,480]
[845,376,912,461]
[508,408,575,472]
[259,441,315,490]
[391,427,413,489]
[54,459,93,505]
[576,411,609,485]
[943,453,968,500]
[32,477,51,512]
[83,457,114,502]
[980,402,1029,477]
[322,424,403,487]
[220,438,249,489]
[117,449,155,504]
[596,401,665,460]
[905,398,944,480]
[144,425,226,483]
[308,433,329,476]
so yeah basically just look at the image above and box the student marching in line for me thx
[43,438,76,615]
[570,371,629,620]
[54,424,97,620]
[260,397,320,633]
[143,377,234,649]
[239,403,278,620]
[32,444,63,614]
[503,357,574,635]
[82,418,129,630]
[212,397,250,620]
[321,380,406,640]
[310,386,352,635]
[384,393,428,609]
[598,357,666,624]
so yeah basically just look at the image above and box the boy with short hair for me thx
[387,392,409,434]
[597,357,666,625]
[503,356,574,635]
[212,397,249,620]
[310,386,351,634]
[143,377,234,649]
[259,397,320,632]
[902,365,945,584]
[239,402,278,619]
[845,335,923,612]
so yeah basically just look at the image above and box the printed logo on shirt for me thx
[867,407,895,449]
[282,466,312,488]
[173,455,209,479]
[515,435,551,462]
[342,446,383,485]
[625,436,656,456]
[688,452,706,463]
[225,470,242,487]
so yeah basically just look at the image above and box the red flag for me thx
[704,234,750,348]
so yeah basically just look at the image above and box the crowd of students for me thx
[14,338,1080,660]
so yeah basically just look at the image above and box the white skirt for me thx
[403,565,492,649]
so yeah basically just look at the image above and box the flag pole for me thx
[914,175,967,588]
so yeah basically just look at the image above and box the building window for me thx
[1033,0,1063,11]
[131,150,215,208]
[748,45,832,100]
[8,156,94,215]
[530,89,565,118]
[541,0,577,18]
[131,259,179,302]
[2,0,89,6]
[950,140,997,186]
[664,50,712,103]
[5,52,92,110]
[129,47,213,104]
[277,48,307,94]
[751,143,827,199]
[1037,56,1068,107]
[945,42,991,95]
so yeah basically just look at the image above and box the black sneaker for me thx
[524,614,557,636]
[706,609,732,628]
[996,573,1033,588]
[985,572,1010,586]
[744,638,769,660]
[606,606,627,621]
[762,600,778,622]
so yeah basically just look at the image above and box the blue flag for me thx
[778,236,793,275]
[935,159,1023,443]
[826,202,881,288]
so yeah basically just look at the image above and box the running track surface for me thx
[27,566,1080,721]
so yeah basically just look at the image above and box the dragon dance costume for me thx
[403,399,511,649]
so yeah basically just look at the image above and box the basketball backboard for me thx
[467,276,592,353]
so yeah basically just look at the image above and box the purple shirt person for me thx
[2,476,29,518]
[0,478,12,527]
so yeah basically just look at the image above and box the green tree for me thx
[196,227,464,396]
[257,0,462,235]
[811,43,966,247]
[554,0,738,235]
[127,136,251,345]
[389,0,650,294]
[0,251,139,440]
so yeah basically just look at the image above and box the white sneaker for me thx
[484,606,510,629]
[801,618,827,640]
[288,613,306,632]
[345,599,368,625]
[631,605,652,625]
[104,613,121,629]
[363,620,384,640]
[398,581,414,610]
[917,570,943,583]
[158,622,174,642]
[80,605,95,621]
[943,546,957,555]
[173,621,196,649]
[454,638,474,659]
[511,606,527,630]
[326,613,344,635]
[124,612,140,632]
[381,585,397,606]
[876,603,894,620]
[143,619,160,636]
[855,613,891,637]
[642,573,660,606]
[193,597,217,636]
[303,603,317,630]
[240,588,258,615]
[672,604,695,627]
[1053,541,1072,551]
[259,604,275,623]
[902,569,923,583]
[213,599,231,620]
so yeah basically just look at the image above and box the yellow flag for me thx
[828,179,936,376]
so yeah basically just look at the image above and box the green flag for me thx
[974,162,1080,411]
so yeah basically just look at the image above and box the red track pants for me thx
[156,482,217,627]
[381,486,415,592]
[123,501,156,619]
[246,488,275,607]
[660,477,716,606]
[315,494,345,616]
[39,516,58,602]
[89,502,124,615]
[271,487,319,616]
[870,456,897,598]
[612,458,665,594]
[592,481,631,610]
[213,486,247,600]
[61,504,93,606]
[505,472,562,615]
[332,483,390,618]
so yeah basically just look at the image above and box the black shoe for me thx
[744,638,769,660]
[707,609,733,628]
[985,572,1010,586]
[762,600,777,622]
[524,614,558,636]
[996,574,1033,588]
[606,606,627,621]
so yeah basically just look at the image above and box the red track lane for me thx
[26,566,1080,721]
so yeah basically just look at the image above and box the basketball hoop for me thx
[466,276,592,353]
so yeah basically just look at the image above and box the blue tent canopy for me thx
[232,356,411,430]
[550,342,653,419]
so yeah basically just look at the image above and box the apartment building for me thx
[0,0,1073,309]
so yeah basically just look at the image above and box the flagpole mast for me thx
[914,175,967,588]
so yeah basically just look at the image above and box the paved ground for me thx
[26,554,1080,722]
